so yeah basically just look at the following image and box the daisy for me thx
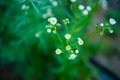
[78,4,85,10]
[78,37,84,45]
[69,54,77,60]
[109,18,116,25]
[55,48,62,55]
[66,45,71,51]
[64,34,71,40]
[75,49,79,54]
[48,17,57,25]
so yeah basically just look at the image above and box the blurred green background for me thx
[0,0,120,80]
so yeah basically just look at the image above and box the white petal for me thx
[83,10,88,15]
[47,29,51,33]
[69,54,77,60]
[86,6,92,11]
[75,49,79,54]
[109,18,116,25]
[78,5,85,10]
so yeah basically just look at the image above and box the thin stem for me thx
[56,32,65,48]
[84,29,97,42]
[65,24,69,33]
[29,0,40,13]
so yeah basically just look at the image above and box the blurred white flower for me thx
[35,32,40,38]
[66,45,71,51]
[78,4,85,10]
[47,29,52,33]
[86,6,92,11]
[109,18,116,25]
[55,48,62,55]
[100,23,104,26]
[75,49,79,54]
[21,4,30,10]
[70,0,76,3]
[83,10,88,15]
[65,34,71,40]
[78,37,84,45]
[48,17,57,25]
[69,54,77,60]
[52,1,58,7]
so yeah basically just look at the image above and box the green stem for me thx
[56,32,65,48]
[84,29,97,42]
[29,0,40,13]
[65,24,69,33]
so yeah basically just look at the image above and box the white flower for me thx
[78,4,85,10]
[35,32,40,38]
[21,4,29,10]
[86,6,92,11]
[47,29,51,33]
[66,45,71,51]
[83,10,88,15]
[75,49,79,54]
[100,23,104,26]
[109,18,116,25]
[78,38,84,45]
[69,54,77,60]
[52,1,58,7]
[48,17,57,25]
[70,0,76,3]
[64,34,71,40]
[55,48,62,55]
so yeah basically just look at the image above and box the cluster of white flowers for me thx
[45,17,84,60]
[100,18,116,27]
[64,34,84,60]
[21,4,30,10]
[45,17,59,34]
[78,4,92,15]
[99,18,116,34]
[55,33,84,60]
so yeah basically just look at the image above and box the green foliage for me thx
[0,0,119,80]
